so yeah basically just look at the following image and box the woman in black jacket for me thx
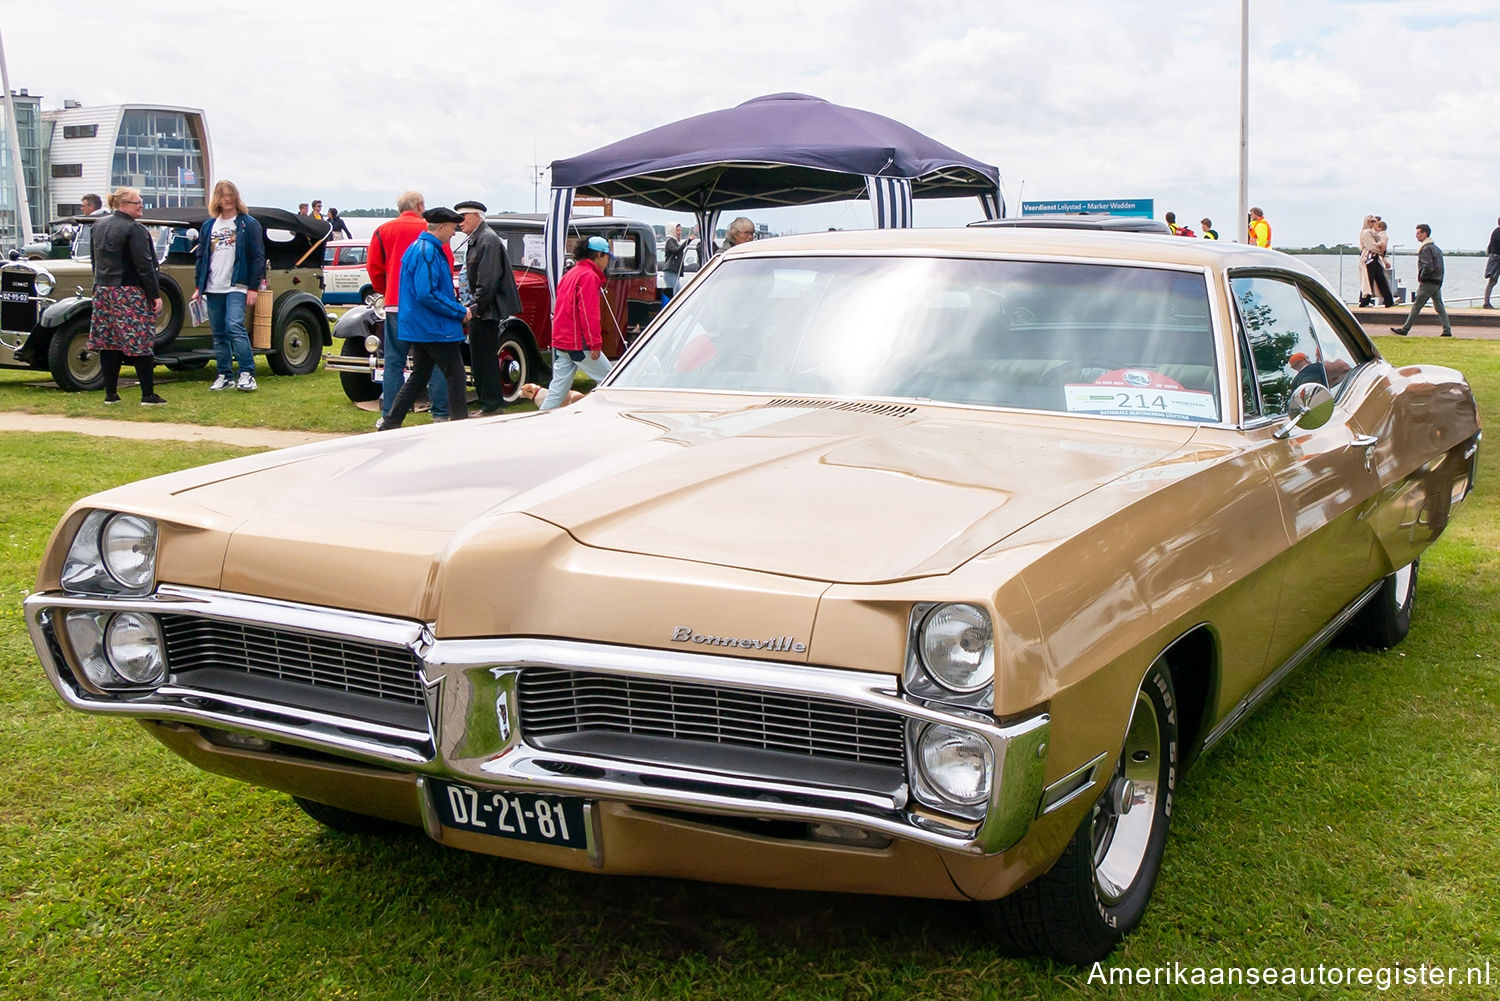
[87,187,165,404]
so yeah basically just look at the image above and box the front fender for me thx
[41,297,91,329]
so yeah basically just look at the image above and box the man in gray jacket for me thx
[1391,223,1451,337]
[456,201,522,414]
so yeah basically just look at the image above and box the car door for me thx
[1228,272,1385,671]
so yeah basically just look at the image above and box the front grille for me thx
[518,667,906,767]
[161,615,425,705]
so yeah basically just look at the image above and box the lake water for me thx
[1290,253,1492,306]
[331,217,1493,305]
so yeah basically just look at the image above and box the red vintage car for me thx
[327,214,660,405]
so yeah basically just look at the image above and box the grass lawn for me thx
[0,336,1496,999]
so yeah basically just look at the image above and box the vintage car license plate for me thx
[430,779,587,849]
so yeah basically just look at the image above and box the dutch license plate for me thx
[371,365,383,383]
[430,779,587,849]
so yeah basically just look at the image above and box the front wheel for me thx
[46,316,104,392]
[338,336,381,403]
[291,796,405,836]
[982,660,1178,965]
[267,305,323,376]
[1339,560,1417,649]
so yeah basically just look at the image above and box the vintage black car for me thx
[0,207,331,391]
[326,214,659,406]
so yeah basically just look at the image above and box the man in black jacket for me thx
[456,201,522,414]
[1391,223,1451,337]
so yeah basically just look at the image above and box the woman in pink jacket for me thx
[540,236,612,410]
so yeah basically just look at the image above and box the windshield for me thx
[611,256,1221,422]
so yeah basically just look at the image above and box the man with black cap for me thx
[378,207,470,430]
[456,200,521,415]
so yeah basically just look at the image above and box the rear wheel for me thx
[338,336,382,402]
[1340,560,1417,649]
[46,316,104,392]
[267,305,323,376]
[982,660,1178,965]
[291,796,405,836]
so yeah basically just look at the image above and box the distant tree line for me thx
[339,209,400,218]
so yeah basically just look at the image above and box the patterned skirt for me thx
[87,285,156,356]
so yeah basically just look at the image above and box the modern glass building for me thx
[0,89,46,244]
[46,103,212,213]
[2,95,212,250]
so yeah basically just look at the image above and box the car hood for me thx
[172,393,1197,588]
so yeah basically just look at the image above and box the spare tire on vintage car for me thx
[152,275,186,351]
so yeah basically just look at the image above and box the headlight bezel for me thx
[60,510,159,597]
[907,720,995,819]
[904,601,996,709]
[62,608,167,691]
[34,270,56,297]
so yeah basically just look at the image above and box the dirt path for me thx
[0,413,348,449]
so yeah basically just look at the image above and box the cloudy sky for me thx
[8,0,1499,248]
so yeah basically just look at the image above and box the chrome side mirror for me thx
[1273,382,1335,439]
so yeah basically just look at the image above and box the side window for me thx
[323,246,336,265]
[1300,293,1363,394]
[1229,275,1319,417]
[345,246,367,265]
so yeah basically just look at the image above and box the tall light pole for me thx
[0,29,36,246]
[1237,0,1249,243]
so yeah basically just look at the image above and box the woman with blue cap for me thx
[539,235,613,409]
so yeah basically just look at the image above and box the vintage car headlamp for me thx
[62,609,165,689]
[63,610,113,688]
[364,333,381,354]
[61,511,158,595]
[918,603,994,693]
[913,723,993,807]
[104,612,166,685]
[34,270,55,297]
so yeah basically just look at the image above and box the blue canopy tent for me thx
[544,93,1004,300]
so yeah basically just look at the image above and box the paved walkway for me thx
[0,413,347,448]
[1352,306,1500,340]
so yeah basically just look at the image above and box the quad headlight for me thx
[910,722,994,814]
[61,511,158,596]
[63,608,166,689]
[918,603,994,693]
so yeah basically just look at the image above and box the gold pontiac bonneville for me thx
[26,229,1480,963]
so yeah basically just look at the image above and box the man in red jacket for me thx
[539,236,613,410]
[366,190,455,421]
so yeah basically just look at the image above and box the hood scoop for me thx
[764,398,917,418]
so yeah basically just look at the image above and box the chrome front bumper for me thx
[27,584,1051,856]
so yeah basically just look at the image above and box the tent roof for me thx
[550,93,1000,212]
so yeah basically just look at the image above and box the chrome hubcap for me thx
[1092,688,1161,905]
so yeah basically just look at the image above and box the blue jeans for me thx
[541,347,611,410]
[206,291,255,376]
[381,311,449,419]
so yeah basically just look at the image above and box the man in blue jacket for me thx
[191,180,267,391]
[376,207,470,429]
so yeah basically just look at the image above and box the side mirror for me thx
[1273,382,1335,439]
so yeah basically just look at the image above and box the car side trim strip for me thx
[1200,579,1382,753]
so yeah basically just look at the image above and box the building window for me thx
[51,163,84,178]
[57,204,85,217]
[63,124,99,139]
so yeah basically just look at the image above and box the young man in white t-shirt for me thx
[191,180,266,391]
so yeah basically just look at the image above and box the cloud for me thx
[6,0,1499,246]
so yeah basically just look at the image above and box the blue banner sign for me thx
[1022,199,1154,218]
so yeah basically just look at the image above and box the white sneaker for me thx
[236,372,257,392]
[209,374,232,391]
